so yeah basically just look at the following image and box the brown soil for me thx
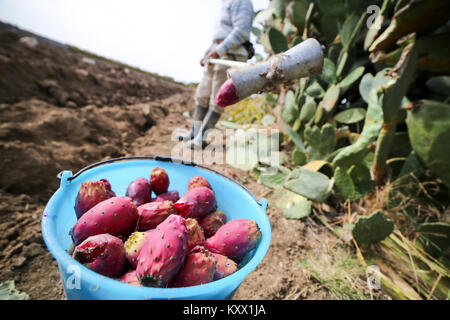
[0,22,357,300]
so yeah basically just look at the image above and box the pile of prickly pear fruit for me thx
[69,168,262,288]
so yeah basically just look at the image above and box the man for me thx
[176,0,255,149]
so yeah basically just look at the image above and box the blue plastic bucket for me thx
[41,156,271,300]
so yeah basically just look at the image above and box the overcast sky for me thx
[0,0,269,83]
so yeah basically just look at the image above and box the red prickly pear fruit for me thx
[185,218,205,250]
[199,210,227,238]
[153,190,180,203]
[74,179,116,219]
[120,270,142,286]
[150,167,169,195]
[215,78,239,107]
[100,179,115,197]
[124,230,153,268]
[174,186,217,219]
[72,233,125,278]
[70,197,138,246]
[135,200,175,231]
[171,246,217,287]
[212,253,238,280]
[125,177,152,207]
[204,219,261,262]
[188,175,212,191]
[136,214,188,287]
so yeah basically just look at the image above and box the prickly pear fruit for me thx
[188,175,212,191]
[124,230,153,268]
[70,196,138,246]
[212,253,238,280]
[153,190,180,203]
[150,167,169,195]
[136,200,175,231]
[126,177,152,207]
[174,186,217,219]
[204,219,261,262]
[74,179,116,219]
[215,78,239,107]
[72,233,125,278]
[136,214,188,287]
[120,270,141,286]
[171,246,217,287]
[186,218,205,250]
[199,210,227,238]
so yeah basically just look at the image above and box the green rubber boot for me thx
[175,105,208,141]
[187,109,221,149]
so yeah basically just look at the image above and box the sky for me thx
[0,0,270,84]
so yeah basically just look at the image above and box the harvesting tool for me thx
[212,38,324,107]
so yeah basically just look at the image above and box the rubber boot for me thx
[175,105,208,141]
[187,109,221,150]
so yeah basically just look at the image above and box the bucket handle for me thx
[57,156,268,208]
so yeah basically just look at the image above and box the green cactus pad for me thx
[352,210,394,248]
[340,14,359,50]
[333,88,384,168]
[284,167,333,203]
[259,166,291,189]
[281,90,299,125]
[267,27,288,54]
[283,123,305,151]
[305,80,325,98]
[333,166,355,200]
[300,100,317,123]
[334,108,366,124]
[338,66,365,92]
[283,197,312,220]
[322,84,340,113]
[321,58,337,84]
[292,148,307,166]
[359,68,391,103]
[407,99,450,188]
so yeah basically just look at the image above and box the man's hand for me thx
[200,49,220,67]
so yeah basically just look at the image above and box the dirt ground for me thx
[0,22,361,300]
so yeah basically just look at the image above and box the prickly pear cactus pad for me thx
[407,99,450,188]
[352,210,394,248]
[284,167,333,203]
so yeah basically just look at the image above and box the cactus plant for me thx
[406,99,450,188]
[284,167,333,203]
[352,210,394,248]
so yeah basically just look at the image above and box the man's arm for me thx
[214,0,254,57]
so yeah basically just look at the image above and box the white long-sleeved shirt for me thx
[212,0,255,57]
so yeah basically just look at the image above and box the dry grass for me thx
[312,171,449,300]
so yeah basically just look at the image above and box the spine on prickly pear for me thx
[120,270,142,286]
[153,190,180,203]
[150,167,170,195]
[170,246,217,287]
[186,218,205,250]
[135,200,175,231]
[212,253,238,280]
[136,214,188,287]
[74,179,116,219]
[126,177,152,207]
[204,219,261,262]
[188,175,213,191]
[174,186,217,219]
[124,230,153,268]
[72,233,125,278]
[199,210,227,238]
[70,196,138,245]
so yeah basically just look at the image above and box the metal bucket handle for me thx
[57,155,267,208]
